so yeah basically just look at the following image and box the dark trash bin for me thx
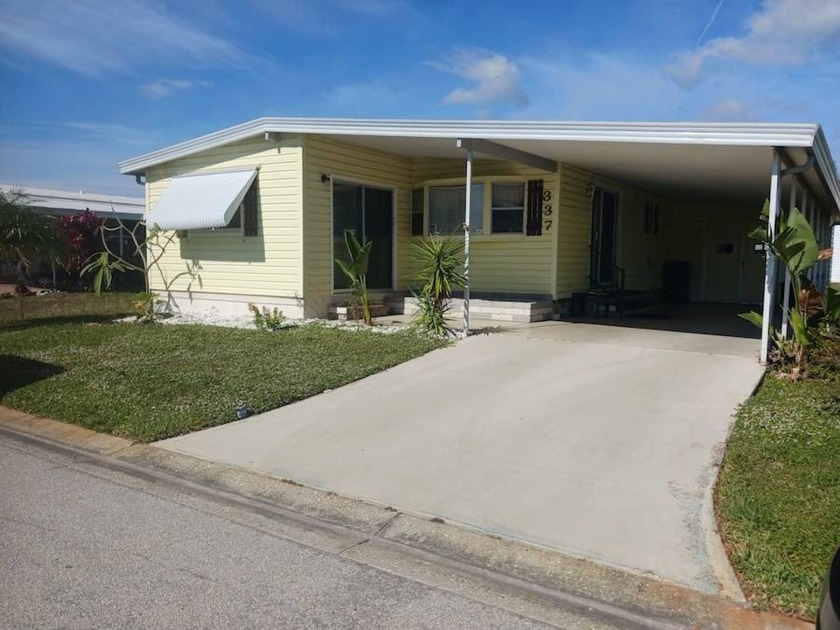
[663,261,691,303]
[570,292,587,316]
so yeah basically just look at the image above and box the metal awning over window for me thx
[148,168,258,230]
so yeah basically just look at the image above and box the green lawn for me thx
[0,293,444,442]
[716,369,840,620]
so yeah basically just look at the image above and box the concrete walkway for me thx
[158,322,764,597]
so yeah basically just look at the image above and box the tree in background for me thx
[0,187,66,317]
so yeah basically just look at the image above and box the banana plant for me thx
[336,230,373,325]
[740,200,833,376]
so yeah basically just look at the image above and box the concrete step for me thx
[390,296,554,323]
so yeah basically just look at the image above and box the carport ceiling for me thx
[328,134,780,205]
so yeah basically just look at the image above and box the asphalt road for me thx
[0,431,552,630]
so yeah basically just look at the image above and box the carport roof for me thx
[119,117,840,212]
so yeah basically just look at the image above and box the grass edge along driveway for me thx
[715,371,840,621]
[1,293,445,442]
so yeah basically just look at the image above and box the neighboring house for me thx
[118,118,840,336]
[0,185,144,283]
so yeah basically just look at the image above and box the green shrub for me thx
[248,303,286,331]
[410,233,465,336]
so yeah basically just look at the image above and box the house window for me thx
[412,188,424,236]
[199,178,260,235]
[242,179,259,236]
[428,184,483,235]
[491,183,525,233]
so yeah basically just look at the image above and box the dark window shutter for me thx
[411,188,424,236]
[526,179,543,236]
[243,180,259,237]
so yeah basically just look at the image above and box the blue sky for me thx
[1,0,839,196]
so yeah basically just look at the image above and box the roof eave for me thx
[117,117,823,176]
[811,126,840,218]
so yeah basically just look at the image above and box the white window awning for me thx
[148,168,258,230]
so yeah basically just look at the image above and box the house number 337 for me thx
[543,189,553,232]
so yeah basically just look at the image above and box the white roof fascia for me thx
[811,127,840,216]
[118,117,822,175]
[0,184,144,217]
[147,168,257,231]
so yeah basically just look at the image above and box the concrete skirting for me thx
[161,290,305,320]
[329,304,389,321]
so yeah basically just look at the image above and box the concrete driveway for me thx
[158,322,764,597]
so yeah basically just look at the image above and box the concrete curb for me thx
[0,407,811,630]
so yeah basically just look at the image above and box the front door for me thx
[704,224,741,302]
[590,188,619,287]
[703,222,764,303]
[333,182,393,291]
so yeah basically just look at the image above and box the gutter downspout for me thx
[761,150,782,364]
[463,148,473,336]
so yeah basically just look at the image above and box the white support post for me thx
[805,199,813,281]
[781,180,796,337]
[814,213,828,293]
[462,148,473,336]
[761,151,782,364]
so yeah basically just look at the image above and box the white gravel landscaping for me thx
[117,309,410,334]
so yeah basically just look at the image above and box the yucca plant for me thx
[410,233,466,335]
[336,231,373,325]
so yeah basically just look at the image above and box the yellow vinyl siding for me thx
[665,203,758,302]
[302,136,412,316]
[556,165,666,298]
[556,165,593,298]
[410,158,557,297]
[145,137,303,299]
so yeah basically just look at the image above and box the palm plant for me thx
[0,188,66,318]
[336,231,373,325]
[410,233,466,335]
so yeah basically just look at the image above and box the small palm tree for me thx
[336,231,373,325]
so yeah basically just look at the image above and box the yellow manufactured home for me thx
[119,118,840,358]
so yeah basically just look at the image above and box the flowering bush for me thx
[59,210,103,282]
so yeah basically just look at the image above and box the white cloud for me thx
[0,0,251,77]
[139,79,212,99]
[515,53,682,121]
[432,49,528,108]
[667,0,840,86]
